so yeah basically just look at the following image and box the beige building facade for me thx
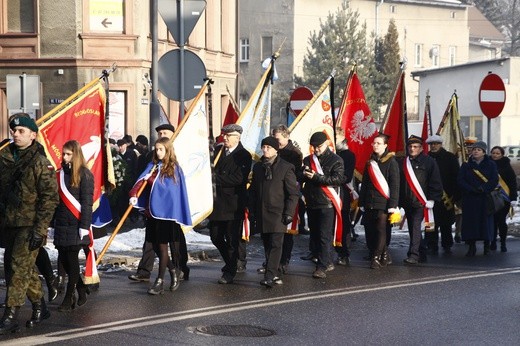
[0,0,237,140]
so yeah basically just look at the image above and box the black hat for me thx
[135,135,148,146]
[309,131,327,146]
[155,124,175,133]
[261,136,279,151]
[221,123,243,134]
[116,139,127,146]
[407,135,423,145]
[9,115,38,133]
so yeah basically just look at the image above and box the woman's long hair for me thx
[62,140,88,188]
[153,137,178,182]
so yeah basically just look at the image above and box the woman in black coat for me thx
[457,141,498,256]
[54,140,94,311]
[249,137,299,288]
[490,146,518,252]
[359,134,400,269]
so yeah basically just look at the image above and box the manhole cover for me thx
[191,324,275,337]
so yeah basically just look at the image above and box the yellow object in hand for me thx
[388,212,401,224]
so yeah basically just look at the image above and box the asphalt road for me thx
[1,230,520,345]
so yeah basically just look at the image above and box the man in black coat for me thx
[249,136,299,287]
[302,132,346,279]
[399,135,443,264]
[209,124,252,284]
[425,135,460,254]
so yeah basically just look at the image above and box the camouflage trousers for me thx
[4,227,43,307]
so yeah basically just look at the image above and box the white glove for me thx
[129,197,138,206]
[387,208,399,214]
[79,228,90,240]
[359,206,365,212]
[425,200,434,209]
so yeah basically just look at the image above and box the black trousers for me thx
[493,203,510,242]
[57,246,85,293]
[210,220,241,278]
[262,232,284,280]
[307,208,335,270]
[335,207,352,258]
[363,209,388,257]
[404,207,427,260]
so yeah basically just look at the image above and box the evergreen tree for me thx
[374,19,401,111]
[294,2,381,119]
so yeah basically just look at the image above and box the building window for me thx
[240,38,249,62]
[449,46,456,66]
[450,11,456,19]
[262,36,273,60]
[108,91,127,140]
[430,45,440,67]
[1,0,36,33]
[86,0,125,34]
[414,44,422,67]
[389,5,396,13]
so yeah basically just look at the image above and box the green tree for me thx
[294,2,382,119]
[374,19,401,109]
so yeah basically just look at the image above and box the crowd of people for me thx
[0,112,517,335]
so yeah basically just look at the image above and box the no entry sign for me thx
[289,86,313,116]
[479,73,506,119]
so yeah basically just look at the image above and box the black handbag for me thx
[487,189,506,215]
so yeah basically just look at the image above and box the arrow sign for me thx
[101,18,112,28]
[479,73,506,119]
[158,0,206,46]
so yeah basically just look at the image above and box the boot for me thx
[483,241,490,255]
[169,269,180,291]
[56,276,66,295]
[77,280,89,307]
[380,252,392,266]
[370,256,382,269]
[45,274,58,302]
[0,306,20,335]
[180,266,190,281]
[147,278,164,295]
[490,240,497,251]
[26,298,50,328]
[58,284,76,312]
[465,241,476,257]
[501,239,507,252]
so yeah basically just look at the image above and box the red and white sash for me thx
[403,157,434,225]
[367,160,390,200]
[57,170,99,284]
[310,155,343,246]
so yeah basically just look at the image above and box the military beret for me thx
[221,123,243,134]
[155,124,175,133]
[309,131,327,146]
[407,135,423,145]
[9,115,38,133]
[261,136,279,151]
[426,134,443,144]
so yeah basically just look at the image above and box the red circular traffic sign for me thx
[289,87,314,115]
[479,73,506,119]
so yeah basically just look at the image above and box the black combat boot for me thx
[0,306,20,334]
[380,252,392,266]
[26,298,50,328]
[370,256,382,269]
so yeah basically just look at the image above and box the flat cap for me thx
[426,134,443,144]
[407,135,423,145]
[309,131,328,146]
[221,123,243,134]
[155,124,175,133]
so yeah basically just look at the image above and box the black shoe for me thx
[325,264,335,272]
[465,243,476,257]
[147,278,164,295]
[380,252,392,266]
[26,298,50,328]
[45,275,58,302]
[273,277,283,285]
[169,269,180,291]
[490,241,497,251]
[501,241,507,252]
[256,267,266,274]
[403,257,419,265]
[454,234,462,243]
[337,257,350,266]
[128,274,150,282]
[236,264,246,273]
[312,269,326,279]
[218,275,234,284]
[0,306,20,335]
[280,264,289,274]
[260,279,274,288]
[77,283,89,307]
[179,267,190,281]
[58,294,76,312]
[370,257,382,269]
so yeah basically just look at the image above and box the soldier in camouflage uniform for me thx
[0,114,59,334]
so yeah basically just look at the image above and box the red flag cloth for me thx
[382,72,407,157]
[338,72,378,176]
[216,100,240,144]
[421,97,431,155]
[38,82,108,210]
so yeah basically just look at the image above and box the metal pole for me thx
[179,0,185,118]
[487,118,491,154]
[150,0,160,145]
[21,73,27,112]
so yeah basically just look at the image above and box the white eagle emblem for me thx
[349,110,377,144]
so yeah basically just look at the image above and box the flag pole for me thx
[435,94,455,135]
[379,69,404,133]
[335,64,356,128]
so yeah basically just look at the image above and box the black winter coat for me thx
[359,151,400,211]
[493,156,518,201]
[428,147,461,202]
[278,140,303,172]
[399,153,443,209]
[337,148,356,209]
[210,143,252,221]
[54,165,94,247]
[248,155,299,233]
[302,148,346,209]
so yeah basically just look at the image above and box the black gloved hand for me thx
[28,231,45,251]
[282,215,293,225]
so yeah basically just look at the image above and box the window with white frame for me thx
[240,38,250,62]
[414,44,422,67]
[389,5,396,13]
[449,46,456,66]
